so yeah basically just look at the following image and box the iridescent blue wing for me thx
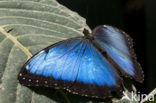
[18,37,122,98]
[92,25,144,82]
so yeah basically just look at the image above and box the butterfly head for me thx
[83,28,94,41]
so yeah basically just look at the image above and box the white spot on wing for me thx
[36,80,39,83]
[45,81,48,84]
[26,65,29,69]
[19,73,22,76]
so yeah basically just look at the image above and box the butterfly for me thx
[18,25,144,99]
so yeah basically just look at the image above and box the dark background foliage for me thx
[57,0,156,94]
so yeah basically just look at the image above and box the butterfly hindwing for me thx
[92,25,144,82]
[18,37,122,98]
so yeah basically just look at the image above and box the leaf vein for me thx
[0,27,32,58]
[0,44,14,85]
[16,34,67,40]
[2,24,70,36]
[0,16,83,35]
[0,8,86,30]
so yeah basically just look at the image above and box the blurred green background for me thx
[57,0,156,94]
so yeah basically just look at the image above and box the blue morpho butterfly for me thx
[18,25,144,99]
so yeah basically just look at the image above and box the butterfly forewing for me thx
[18,37,122,98]
[92,25,144,82]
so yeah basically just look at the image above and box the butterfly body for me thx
[18,25,144,98]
